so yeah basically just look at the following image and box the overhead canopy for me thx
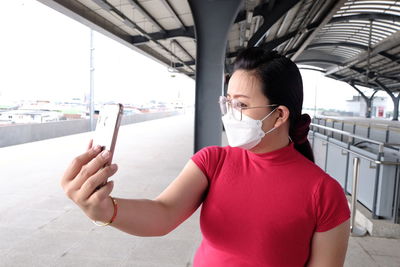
[38,0,400,93]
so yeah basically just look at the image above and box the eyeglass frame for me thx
[218,95,278,121]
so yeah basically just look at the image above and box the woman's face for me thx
[227,70,277,130]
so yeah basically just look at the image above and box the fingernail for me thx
[94,145,101,152]
[101,150,110,159]
[110,164,118,171]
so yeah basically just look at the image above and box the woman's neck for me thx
[249,130,291,154]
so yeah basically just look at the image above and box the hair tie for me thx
[291,114,311,144]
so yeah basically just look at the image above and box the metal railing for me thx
[309,123,400,234]
[313,117,400,145]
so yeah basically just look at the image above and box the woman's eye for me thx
[239,102,247,108]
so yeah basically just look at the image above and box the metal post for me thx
[386,126,390,143]
[393,159,400,224]
[89,29,95,131]
[323,137,329,172]
[311,128,315,149]
[341,121,344,142]
[372,148,384,219]
[344,141,350,194]
[350,157,367,236]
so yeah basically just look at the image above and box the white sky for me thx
[0,0,390,112]
[0,0,195,105]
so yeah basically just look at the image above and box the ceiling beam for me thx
[281,0,326,54]
[174,60,195,67]
[326,30,400,75]
[171,39,195,61]
[130,27,194,44]
[234,2,273,23]
[307,42,368,51]
[295,59,342,65]
[330,13,400,24]
[130,1,274,44]
[121,0,194,72]
[328,74,378,88]
[343,65,400,85]
[126,0,165,32]
[247,0,301,47]
[298,42,400,76]
[261,30,298,51]
[291,0,348,61]
[379,51,400,64]
[159,0,186,29]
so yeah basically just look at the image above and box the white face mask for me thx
[222,108,277,150]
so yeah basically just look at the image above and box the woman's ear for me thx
[273,105,290,128]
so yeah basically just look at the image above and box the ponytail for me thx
[290,114,314,162]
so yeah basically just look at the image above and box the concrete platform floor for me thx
[1,113,399,267]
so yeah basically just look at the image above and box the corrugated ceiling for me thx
[37,0,400,93]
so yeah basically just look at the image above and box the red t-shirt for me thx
[191,142,350,267]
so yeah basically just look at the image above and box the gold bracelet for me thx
[92,196,118,227]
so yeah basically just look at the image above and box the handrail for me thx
[314,116,400,131]
[309,123,400,225]
[310,123,400,153]
[309,126,400,165]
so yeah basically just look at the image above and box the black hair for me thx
[232,47,314,162]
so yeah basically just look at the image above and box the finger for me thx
[79,164,118,200]
[87,139,93,152]
[61,145,102,187]
[71,150,113,190]
[89,180,114,204]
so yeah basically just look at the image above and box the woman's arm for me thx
[306,219,350,267]
[111,160,208,236]
[61,143,208,237]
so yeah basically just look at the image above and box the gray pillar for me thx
[349,83,377,118]
[366,90,378,118]
[394,97,400,121]
[375,79,400,121]
[366,99,372,118]
[188,0,242,152]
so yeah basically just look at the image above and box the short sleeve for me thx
[314,176,351,232]
[191,146,223,181]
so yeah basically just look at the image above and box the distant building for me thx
[0,109,62,124]
[345,95,391,118]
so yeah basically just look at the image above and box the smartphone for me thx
[92,103,124,166]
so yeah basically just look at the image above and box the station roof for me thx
[38,0,400,94]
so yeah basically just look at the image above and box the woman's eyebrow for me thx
[227,93,250,98]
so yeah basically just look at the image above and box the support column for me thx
[349,82,377,118]
[375,79,400,121]
[394,97,400,121]
[188,0,242,152]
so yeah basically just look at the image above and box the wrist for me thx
[93,197,118,226]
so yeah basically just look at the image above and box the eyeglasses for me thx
[218,95,278,121]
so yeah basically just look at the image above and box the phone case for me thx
[93,103,124,166]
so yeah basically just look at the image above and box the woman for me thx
[61,47,350,266]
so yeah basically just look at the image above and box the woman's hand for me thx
[61,140,119,223]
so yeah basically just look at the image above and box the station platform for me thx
[1,114,399,266]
